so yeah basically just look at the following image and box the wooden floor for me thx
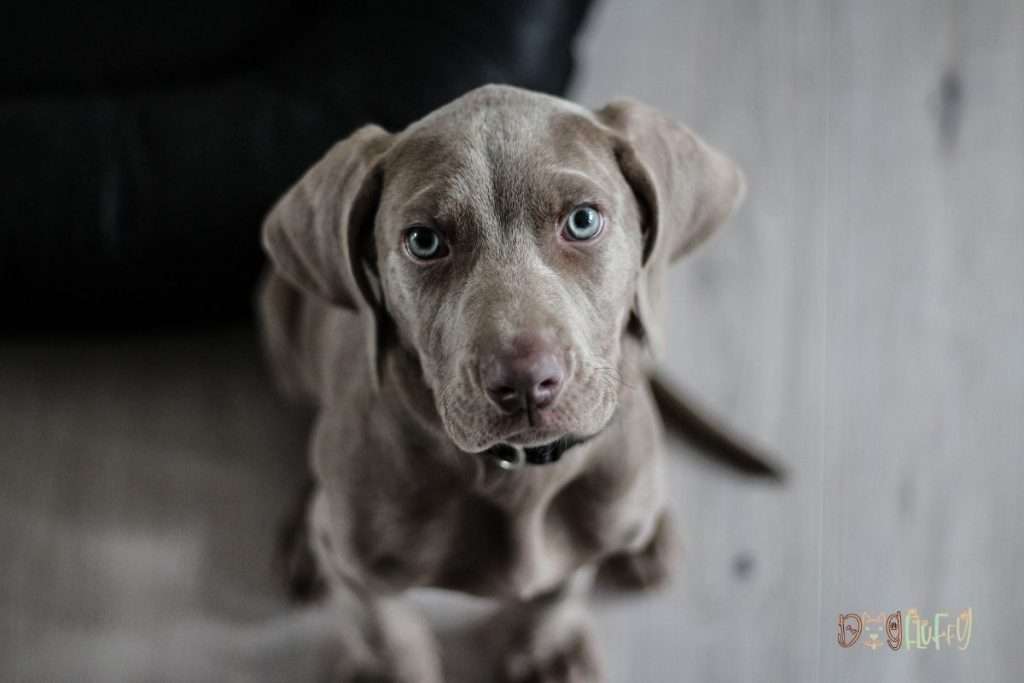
[2,1,1022,681]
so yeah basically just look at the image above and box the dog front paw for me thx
[343,672,397,683]
[323,594,443,683]
[329,650,437,683]
[488,600,604,683]
[500,628,602,683]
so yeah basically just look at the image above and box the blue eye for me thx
[404,226,449,260]
[563,205,603,241]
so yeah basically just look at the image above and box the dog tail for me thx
[649,373,786,482]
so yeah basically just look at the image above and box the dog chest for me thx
[331,454,663,599]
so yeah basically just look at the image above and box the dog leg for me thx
[319,588,443,683]
[596,509,679,592]
[296,489,443,683]
[276,477,329,602]
[483,573,604,683]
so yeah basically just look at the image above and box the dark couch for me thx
[1,1,592,329]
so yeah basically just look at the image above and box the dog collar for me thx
[483,435,588,470]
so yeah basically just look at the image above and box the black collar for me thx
[482,433,591,469]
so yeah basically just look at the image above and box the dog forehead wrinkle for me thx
[463,99,573,228]
[387,120,494,207]
[392,101,605,247]
[546,168,608,195]
[397,182,444,218]
[483,141,535,228]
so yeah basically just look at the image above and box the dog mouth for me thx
[439,369,620,463]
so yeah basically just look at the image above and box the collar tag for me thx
[491,444,526,470]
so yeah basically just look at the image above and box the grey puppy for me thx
[259,84,775,682]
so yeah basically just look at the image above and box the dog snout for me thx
[480,336,565,416]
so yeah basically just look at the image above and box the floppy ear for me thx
[262,124,391,307]
[261,124,393,384]
[596,99,746,357]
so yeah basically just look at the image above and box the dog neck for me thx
[482,433,595,469]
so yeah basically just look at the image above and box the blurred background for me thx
[2,1,1021,681]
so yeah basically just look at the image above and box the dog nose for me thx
[480,340,565,416]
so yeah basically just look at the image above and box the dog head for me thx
[262,85,744,454]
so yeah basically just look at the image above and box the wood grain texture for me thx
[2,2,1021,681]
[573,1,1023,681]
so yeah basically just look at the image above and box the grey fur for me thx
[259,85,747,682]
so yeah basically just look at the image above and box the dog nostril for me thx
[528,356,564,406]
[484,379,522,411]
[531,372,562,409]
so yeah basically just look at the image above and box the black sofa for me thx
[1,1,593,329]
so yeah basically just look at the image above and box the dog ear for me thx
[262,124,391,308]
[261,124,393,386]
[596,99,746,357]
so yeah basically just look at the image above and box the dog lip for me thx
[502,426,564,447]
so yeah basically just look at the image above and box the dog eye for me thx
[562,205,603,241]
[404,226,449,260]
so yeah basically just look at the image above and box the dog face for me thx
[262,85,745,454]
[374,93,641,452]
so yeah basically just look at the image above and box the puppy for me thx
[259,84,765,682]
